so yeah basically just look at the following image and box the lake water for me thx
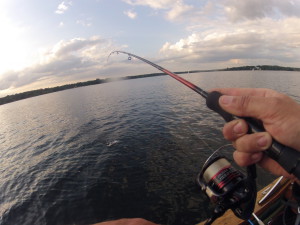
[1,71,300,225]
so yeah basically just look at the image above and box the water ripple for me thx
[0,72,298,225]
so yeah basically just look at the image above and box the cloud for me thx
[223,0,300,22]
[122,0,300,23]
[160,17,300,67]
[0,71,19,91]
[76,19,92,27]
[166,2,194,21]
[122,0,196,21]
[55,1,72,14]
[124,10,137,19]
[122,0,174,9]
[147,0,300,69]
[0,36,122,91]
[2,0,300,96]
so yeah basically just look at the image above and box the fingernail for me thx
[257,135,269,148]
[233,122,243,134]
[220,95,233,105]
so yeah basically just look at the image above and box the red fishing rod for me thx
[109,51,300,181]
[109,51,208,98]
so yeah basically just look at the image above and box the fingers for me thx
[210,87,289,121]
[234,147,295,179]
[258,157,295,179]
[231,132,272,167]
[218,90,300,150]
[223,119,272,167]
[233,151,263,167]
[223,119,272,152]
[234,132,272,152]
[211,88,282,98]
[214,88,300,177]
[222,119,248,141]
[219,95,278,120]
[219,95,253,118]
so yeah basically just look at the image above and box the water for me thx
[0,71,300,225]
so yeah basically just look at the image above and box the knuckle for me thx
[222,120,246,141]
[268,97,282,108]
[222,122,234,140]
[235,134,255,152]
[237,96,252,115]
[262,97,283,119]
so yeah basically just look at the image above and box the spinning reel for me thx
[196,146,257,225]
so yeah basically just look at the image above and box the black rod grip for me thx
[206,91,300,180]
[206,91,234,122]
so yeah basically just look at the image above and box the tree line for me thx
[0,78,111,105]
[0,65,299,105]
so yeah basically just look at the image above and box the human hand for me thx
[214,88,300,178]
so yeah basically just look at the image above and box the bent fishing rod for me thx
[109,50,300,180]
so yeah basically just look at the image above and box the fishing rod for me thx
[110,51,259,224]
[109,50,300,181]
[108,51,208,98]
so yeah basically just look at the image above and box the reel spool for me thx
[196,147,257,225]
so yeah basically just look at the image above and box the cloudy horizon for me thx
[0,0,300,97]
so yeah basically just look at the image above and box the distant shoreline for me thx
[0,65,299,106]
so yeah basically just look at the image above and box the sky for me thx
[0,0,300,97]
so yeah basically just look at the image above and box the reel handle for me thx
[206,91,300,180]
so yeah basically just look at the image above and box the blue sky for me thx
[0,0,300,96]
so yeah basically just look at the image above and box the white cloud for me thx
[147,0,300,69]
[76,19,92,27]
[160,17,300,67]
[223,0,300,22]
[122,0,300,23]
[124,10,137,19]
[122,0,174,9]
[122,0,195,21]
[166,2,194,21]
[55,1,72,14]
[0,36,122,92]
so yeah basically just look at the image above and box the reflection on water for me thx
[0,71,299,225]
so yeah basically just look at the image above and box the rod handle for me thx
[206,91,233,122]
[206,91,300,180]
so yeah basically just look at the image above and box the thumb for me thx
[219,95,276,120]
[219,93,300,150]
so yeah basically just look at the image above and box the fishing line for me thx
[200,144,233,171]
[186,126,218,152]
[108,51,208,98]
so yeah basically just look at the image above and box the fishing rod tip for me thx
[107,51,119,62]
